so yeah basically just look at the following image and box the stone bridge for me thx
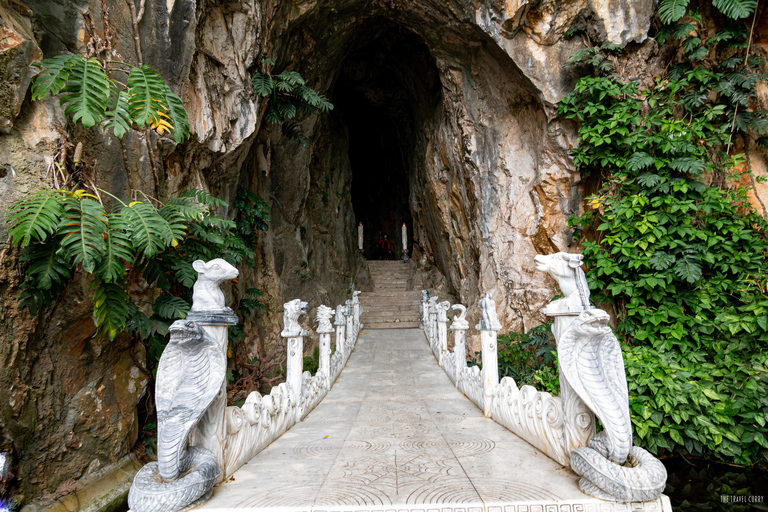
[127,256,671,512]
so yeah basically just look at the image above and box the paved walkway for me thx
[196,329,668,512]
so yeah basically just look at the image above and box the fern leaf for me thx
[674,256,702,283]
[252,72,274,96]
[103,86,132,139]
[649,251,676,271]
[97,212,134,282]
[173,259,197,289]
[166,196,208,220]
[152,295,190,320]
[713,0,757,19]
[180,189,228,208]
[58,192,108,274]
[6,188,65,247]
[127,304,152,339]
[127,65,169,128]
[19,241,71,290]
[122,201,172,258]
[18,280,55,316]
[58,57,110,128]
[91,278,131,340]
[669,157,706,173]
[164,88,190,143]
[659,0,690,23]
[627,152,655,171]
[31,54,76,100]
[277,70,305,86]
[157,204,187,247]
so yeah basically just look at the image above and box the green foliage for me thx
[303,345,320,375]
[251,57,333,146]
[557,8,768,465]
[32,54,190,142]
[6,187,269,346]
[469,324,560,394]
[496,324,558,388]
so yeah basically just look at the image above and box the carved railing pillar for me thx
[316,305,334,389]
[334,304,346,362]
[282,300,308,403]
[427,297,438,346]
[477,293,502,417]
[344,300,354,355]
[450,304,469,382]
[352,291,362,335]
[549,312,596,457]
[437,301,450,362]
[420,290,430,329]
[187,309,238,482]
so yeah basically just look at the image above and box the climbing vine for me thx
[558,3,768,465]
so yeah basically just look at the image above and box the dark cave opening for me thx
[332,22,442,260]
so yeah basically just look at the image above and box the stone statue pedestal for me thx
[187,309,238,484]
[547,309,596,462]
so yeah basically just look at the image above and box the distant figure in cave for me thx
[377,234,393,260]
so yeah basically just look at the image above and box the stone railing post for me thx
[450,304,469,378]
[437,300,450,361]
[352,291,362,335]
[420,290,430,329]
[550,312,596,455]
[477,293,502,417]
[316,305,334,388]
[427,297,438,346]
[334,304,346,360]
[186,308,238,480]
[281,299,308,402]
[344,300,354,355]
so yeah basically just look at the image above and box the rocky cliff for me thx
[0,0,765,507]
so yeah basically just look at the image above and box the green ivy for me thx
[557,3,768,465]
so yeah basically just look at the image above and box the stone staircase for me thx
[360,260,421,329]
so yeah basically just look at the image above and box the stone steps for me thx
[360,260,419,329]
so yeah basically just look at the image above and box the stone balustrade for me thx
[420,252,667,503]
[129,259,363,512]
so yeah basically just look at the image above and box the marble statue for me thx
[281,299,308,337]
[334,304,346,326]
[316,304,334,333]
[128,320,224,512]
[450,303,468,329]
[561,309,667,501]
[190,259,239,312]
[533,253,591,314]
[477,293,502,331]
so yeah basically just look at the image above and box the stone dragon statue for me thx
[128,320,225,512]
[281,299,308,337]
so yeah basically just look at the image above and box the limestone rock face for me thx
[0,1,42,133]
[1,0,762,506]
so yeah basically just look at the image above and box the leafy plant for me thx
[32,54,190,143]
[557,3,768,465]
[251,57,333,146]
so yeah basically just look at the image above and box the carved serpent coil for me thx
[128,320,225,512]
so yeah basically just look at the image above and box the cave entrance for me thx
[333,22,442,260]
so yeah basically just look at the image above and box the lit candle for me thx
[358,222,363,251]
[402,223,407,258]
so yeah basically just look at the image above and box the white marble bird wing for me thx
[559,313,632,464]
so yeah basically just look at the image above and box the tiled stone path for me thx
[196,329,671,512]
